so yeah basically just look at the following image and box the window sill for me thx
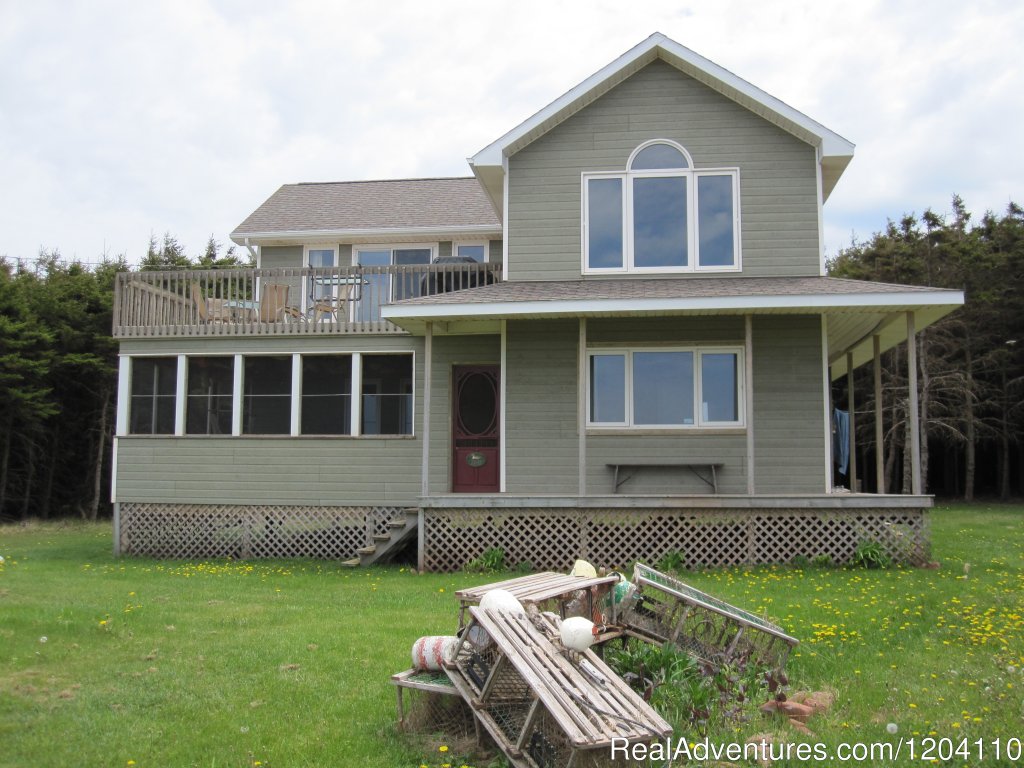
[586,427,746,436]
[119,434,416,440]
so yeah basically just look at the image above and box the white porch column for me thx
[821,316,834,493]
[907,312,922,494]
[499,320,507,493]
[578,318,588,496]
[745,315,755,495]
[421,322,433,497]
[847,352,857,491]
[874,335,885,493]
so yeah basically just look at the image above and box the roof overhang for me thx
[382,281,963,375]
[230,224,502,248]
[469,32,855,211]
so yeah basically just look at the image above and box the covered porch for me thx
[382,275,962,570]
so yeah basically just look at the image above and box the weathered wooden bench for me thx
[606,461,723,493]
[446,606,672,767]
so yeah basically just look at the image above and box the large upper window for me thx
[588,347,743,429]
[583,140,739,273]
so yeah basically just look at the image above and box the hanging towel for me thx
[833,408,850,476]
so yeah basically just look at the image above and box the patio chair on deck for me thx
[191,282,231,323]
[258,283,301,323]
[311,282,355,323]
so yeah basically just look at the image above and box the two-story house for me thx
[111,33,963,570]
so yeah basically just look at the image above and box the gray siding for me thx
[507,60,820,281]
[259,245,303,269]
[752,315,826,493]
[438,241,453,259]
[116,335,424,506]
[427,335,501,494]
[116,437,420,506]
[488,239,503,265]
[505,320,579,494]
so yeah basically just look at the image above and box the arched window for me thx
[583,140,739,273]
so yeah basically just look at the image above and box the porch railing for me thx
[112,263,502,337]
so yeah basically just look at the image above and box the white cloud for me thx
[0,0,1021,264]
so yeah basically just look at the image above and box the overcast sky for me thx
[1,0,1021,266]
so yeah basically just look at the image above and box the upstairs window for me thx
[583,140,739,273]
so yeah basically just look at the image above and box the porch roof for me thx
[381,276,964,375]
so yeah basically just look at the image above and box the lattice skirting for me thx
[422,507,930,572]
[117,503,407,559]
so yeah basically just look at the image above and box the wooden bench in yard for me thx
[446,606,672,767]
[607,461,723,493]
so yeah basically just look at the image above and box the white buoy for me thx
[411,636,459,671]
[560,616,597,652]
[479,588,525,614]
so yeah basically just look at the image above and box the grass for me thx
[1,503,1022,767]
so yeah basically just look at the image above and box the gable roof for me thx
[469,32,855,210]
[230,177,501,245]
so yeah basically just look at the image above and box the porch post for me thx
[578,318,587,496]
[874,334,885,493]
[821,316,834,492]
[846,352,857,491]
[421,321,432,498]
[907,312,922,494]
[499,320,507,493]
[745,315,755,495]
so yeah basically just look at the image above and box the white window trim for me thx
[453,241,489,263]
[353,243,437,264]
[120,351,416,439]
[303,244,340,268]
[586,346,746,429]
[581,141,742,275]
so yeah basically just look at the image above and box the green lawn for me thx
[1,504,1022,767]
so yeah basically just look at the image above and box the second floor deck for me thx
[113,263,502,338]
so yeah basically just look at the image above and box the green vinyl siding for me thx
[488,239,503,265]
[505,320,579,494]
[116,437,420,506]
[507,60,820,281]
[259,245,303,269]
[586,434,747,494]
[752,315,826,493]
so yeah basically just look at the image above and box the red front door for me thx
[452,365,500,493]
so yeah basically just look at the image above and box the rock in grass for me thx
[759,699,815,722]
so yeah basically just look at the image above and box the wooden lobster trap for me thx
[621,563,798,672]
[454,571,621,630]
[446,606,672,768]
[390,669,477,742]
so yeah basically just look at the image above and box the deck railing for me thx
[112,263,502,337]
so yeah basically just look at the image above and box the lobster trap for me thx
[454,571,621,629]
[390,669,478,743]
[621,563,798,672]
[445,606,672,768]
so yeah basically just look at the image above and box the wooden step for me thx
[357,545,376,556]
[373,533,392,543]
[340,558,360,568]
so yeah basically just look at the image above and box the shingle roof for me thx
[231,177,501,237]
[391,276,955,307]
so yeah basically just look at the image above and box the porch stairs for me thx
[341,507,418,568]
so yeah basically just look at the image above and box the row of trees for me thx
[829,197,1023,499]
[0,235,249,522]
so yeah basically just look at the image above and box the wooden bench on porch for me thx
[607,461,723,493]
